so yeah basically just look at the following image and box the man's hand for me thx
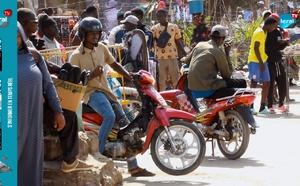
[259,62,265,72]
[224,42,232,55]
[89,65,104,81]
[93,65,104,76]
[54,112,65,131]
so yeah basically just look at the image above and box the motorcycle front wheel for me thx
[150,120,206,175]
[217,109,250,160]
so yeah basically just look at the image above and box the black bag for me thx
[122,49,143,72]
[156,22,171,48]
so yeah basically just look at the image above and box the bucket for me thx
[188,0,204,14]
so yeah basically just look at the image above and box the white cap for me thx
[258,1,264,5]
[120,15,139,25]
[262,9,272,17]
[210,25,227,37]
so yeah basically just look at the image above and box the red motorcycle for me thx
[160,66,260,160]
[82,70,206,175]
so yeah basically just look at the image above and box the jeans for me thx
[88,91,138,171]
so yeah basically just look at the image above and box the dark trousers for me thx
[267,61,286,107]
[43,105,79,164]
[206,79,247,99]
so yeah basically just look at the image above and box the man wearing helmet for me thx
[69,17,155,177]
[185,25,246,100]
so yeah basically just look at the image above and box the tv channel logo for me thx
[0,9,12,28]
[279,14,296,28]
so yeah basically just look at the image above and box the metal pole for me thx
[44,0,47,8]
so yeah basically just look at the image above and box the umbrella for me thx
[286,26,300,42]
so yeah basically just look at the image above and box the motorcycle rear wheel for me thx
[150,120,206,175]
[217,109,250,160]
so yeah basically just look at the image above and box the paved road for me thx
[115,86,300,186]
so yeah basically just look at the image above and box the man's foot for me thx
[287,98,295,102]
[129,167,155,177]
[268,107,276,114]
[259,108,269,115]
[278,105,289,112]
[61,159,93,173]
[250,108,258,115]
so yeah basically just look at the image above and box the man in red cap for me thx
[265,13,290,113]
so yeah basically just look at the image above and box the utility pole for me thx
[282,0,287,13]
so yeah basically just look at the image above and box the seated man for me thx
[185,25,246,100]
[69,17,155,177]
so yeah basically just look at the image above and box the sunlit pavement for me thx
[114,86,300,186]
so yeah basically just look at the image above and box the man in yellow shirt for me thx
[151,8,187,91]
[69,17,155,177]
[247,16,278,114]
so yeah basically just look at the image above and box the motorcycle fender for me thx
[235,106,258,128]
[141,108,195,154]
[156,108,195,124]
[142,119,159,154]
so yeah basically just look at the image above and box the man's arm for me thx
[46,60,61,74]
[109,62,132,81]
[175,38,187,57]
[254,41,265,71]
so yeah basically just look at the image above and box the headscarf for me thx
[17,21,28,51]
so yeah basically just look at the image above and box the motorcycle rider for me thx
[186,25,246,100]
[69,17,155,177]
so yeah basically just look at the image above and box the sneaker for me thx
[250,108,258,115]
[61,159,93,173]
[278,105,289,112]
[268,107,276,114]
[259,108,269,115]
[129,167,155,177]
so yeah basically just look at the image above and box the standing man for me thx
[151,8,187,91]
[107,11,131,45]
[265,13,289,113]
[190,13,210,50]
[131,7,153,50]
[17,8,93,174]
[38,14,64,66]
[121,15,148,72]
[247,16,278,114]
[256,1,267,19]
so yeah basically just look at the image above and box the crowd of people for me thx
[17,2,299,186]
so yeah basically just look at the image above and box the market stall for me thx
[282,44,300,110]
[50,15,79,47]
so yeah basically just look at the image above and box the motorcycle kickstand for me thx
[206,138,215,157]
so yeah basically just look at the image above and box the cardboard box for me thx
[52,78,87,112]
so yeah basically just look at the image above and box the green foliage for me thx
[230,18,262,68]
[232,18,262,45]
[176,21,194,46]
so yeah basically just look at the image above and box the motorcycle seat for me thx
[82,103,97,113]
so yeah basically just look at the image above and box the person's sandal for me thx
[130,167,155,177]
[268,107,276,114]
[61,159,93,173]
[278,105,289,112]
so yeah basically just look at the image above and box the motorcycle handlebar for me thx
[131,72,142,80]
